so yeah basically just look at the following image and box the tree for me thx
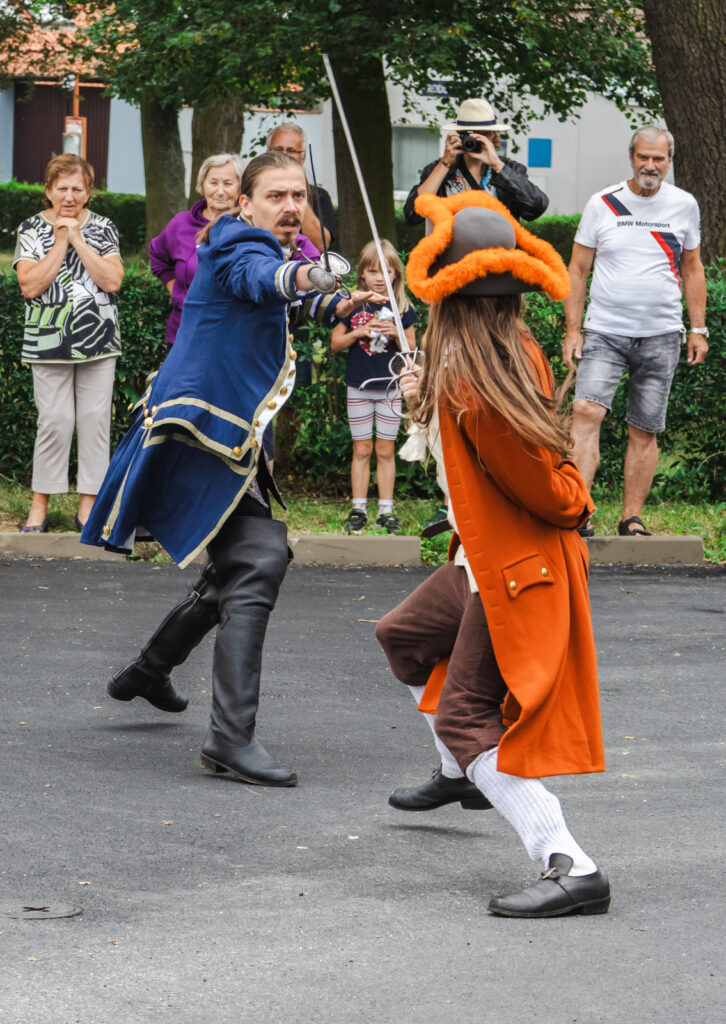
[284,0,660,257]
[62,0,318,240]
[642,0,726,261]
[188,96,246,207]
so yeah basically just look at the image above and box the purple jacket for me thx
[149,201,321,345]
[149,200,209,345]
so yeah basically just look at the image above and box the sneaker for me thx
[376,512,400,535]
[344,509,367,535]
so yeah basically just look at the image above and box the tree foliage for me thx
[4,2,662,252]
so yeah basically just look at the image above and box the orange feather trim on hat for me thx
[405,191,571,303]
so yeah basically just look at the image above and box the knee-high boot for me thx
[200,514,297,786]
[107,561,220,712]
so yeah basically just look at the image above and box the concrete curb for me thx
[0,531,704,566]
[584,534,703,565]
[0,531,421,566]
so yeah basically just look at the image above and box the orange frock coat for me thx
[420,341,605,779]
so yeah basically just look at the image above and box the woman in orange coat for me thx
[376,191,610,918]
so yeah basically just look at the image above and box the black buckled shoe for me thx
[106,665,188,713]
[488,853,611,918]
[388,765,492,811]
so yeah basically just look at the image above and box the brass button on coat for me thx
[144,416,153,428]
[290,350,298,360]
[509,580,517,590]
[250,439,259,449]
[102,525,110,538]
[268,401,277,410]
[233,446,242,457]
[541,567,548,576]
[280,387,288,396]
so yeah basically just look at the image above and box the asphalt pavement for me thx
[1,556,724,1023]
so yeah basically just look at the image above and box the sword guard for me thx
[308,265,338,294]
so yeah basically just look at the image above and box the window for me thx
[528,138,552,169]
[392,126,442,192]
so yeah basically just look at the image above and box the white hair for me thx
[629,125,674,159]
[266,122,306,149]
[195,153,245,195]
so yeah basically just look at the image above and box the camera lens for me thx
[459,132,482,154]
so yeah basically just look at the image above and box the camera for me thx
[458,131,482,154]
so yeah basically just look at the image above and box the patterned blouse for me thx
[13,210,122,363]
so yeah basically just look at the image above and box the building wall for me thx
[240,108,337,204]
[106,98,146,194]
[0,89,14,183]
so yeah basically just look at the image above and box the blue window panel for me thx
[528,138,552,168]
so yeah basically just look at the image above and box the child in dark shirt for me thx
[331,239,417,535]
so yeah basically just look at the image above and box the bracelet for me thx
[440,159,452,169]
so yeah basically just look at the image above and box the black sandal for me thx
[618,516,651,536]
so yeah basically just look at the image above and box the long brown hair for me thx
[416,294,572,454]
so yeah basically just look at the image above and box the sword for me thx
[322,53,412,359]
[308,144,331,273]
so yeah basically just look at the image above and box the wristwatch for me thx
[689,327,709,337]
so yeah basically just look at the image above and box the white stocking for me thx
[407,685,463,779]
[467,748,597,876]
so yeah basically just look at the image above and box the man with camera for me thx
[404,98,549,225]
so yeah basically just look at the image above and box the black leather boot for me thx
[107,561,220,712]
[200,514,297,787]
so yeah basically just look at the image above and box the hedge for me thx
[1,259,723,501]
[0,180,146,256]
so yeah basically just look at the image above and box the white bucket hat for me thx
[442,98,510,134]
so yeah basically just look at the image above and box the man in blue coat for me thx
[82,152,384,786]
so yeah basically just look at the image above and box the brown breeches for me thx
[376,560,508,773]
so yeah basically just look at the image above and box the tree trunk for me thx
[642,0,726,262]
[330,55,397,261]
[188,96,246,207]
[139,93,186,243]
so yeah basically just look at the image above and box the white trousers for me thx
[30,357,117,494]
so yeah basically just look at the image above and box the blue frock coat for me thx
[81,216,340,567]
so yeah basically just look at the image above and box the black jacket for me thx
[403,156,548,225]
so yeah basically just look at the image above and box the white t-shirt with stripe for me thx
[575,180,701,337]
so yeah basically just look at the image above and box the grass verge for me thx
[2,477,724,565]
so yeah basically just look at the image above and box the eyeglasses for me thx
[271,146,304,156]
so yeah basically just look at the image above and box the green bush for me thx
[527,214,580,264]
[0,264,169,482]
[0,180,146,256]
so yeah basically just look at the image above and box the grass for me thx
[2,477,724,564]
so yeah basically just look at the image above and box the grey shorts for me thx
[574,330,682,434]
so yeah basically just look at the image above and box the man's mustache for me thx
[278,217,301,228]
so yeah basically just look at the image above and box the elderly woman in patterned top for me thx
[14,153,124,532]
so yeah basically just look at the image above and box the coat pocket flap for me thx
[502,553,554,599]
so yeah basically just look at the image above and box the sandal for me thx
[617,516,651,537]
[19,519,48,534]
